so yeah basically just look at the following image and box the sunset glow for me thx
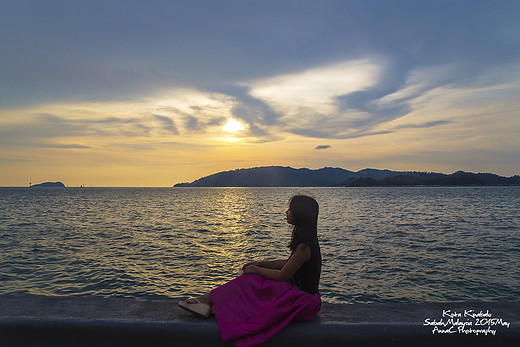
[1,1,519,187]
[223,118,245,133]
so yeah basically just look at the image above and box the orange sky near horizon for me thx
[1,84,519,187]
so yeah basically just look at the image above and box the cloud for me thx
[235,58,480,141]
[153,115,178,134]
[0,88,241,148]
[35,143,92,149]
[34,113,153,138]
[183,115,201,131]
[236,58,402,140]
[315,145,331,150]
[375,64,461,109]
[393,120,452,130]
[244,59,382,117]
[291,128,393,140]
[223,57,519,143]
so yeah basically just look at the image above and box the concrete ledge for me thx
[1,295,519,346]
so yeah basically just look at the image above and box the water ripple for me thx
[1,186,519,303]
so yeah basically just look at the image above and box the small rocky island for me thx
[30,181,66,188]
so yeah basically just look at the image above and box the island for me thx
[174,166,520,187]
[31,181,66,188]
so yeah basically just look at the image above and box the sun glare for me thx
[223,118,245,133]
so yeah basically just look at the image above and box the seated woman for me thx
[178,195,322,347]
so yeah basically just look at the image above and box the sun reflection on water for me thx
[1,187,519,303]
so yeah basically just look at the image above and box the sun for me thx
[223,118,245,133]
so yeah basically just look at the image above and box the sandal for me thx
[178,298,211,318]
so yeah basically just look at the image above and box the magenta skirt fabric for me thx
[210,274,321,347]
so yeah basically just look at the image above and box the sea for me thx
[0,186,519,304]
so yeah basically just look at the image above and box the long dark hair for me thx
[287,195,319,251]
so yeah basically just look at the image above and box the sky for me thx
[1,0,519,187]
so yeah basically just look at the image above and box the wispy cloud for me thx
[393,120,452,130]
[238,59,395,139]
[0,89,238,149]
[153,115,178,134]
[375,65,457,108]
[244,59,382,117]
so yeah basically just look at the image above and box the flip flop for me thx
[178,298,211,318]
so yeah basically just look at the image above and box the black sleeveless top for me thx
[289,241,321,294]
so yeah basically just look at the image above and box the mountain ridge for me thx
[174,166,520,187]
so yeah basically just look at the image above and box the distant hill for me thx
[175,166,357,187]
[31,181,65,188]
[350,171,520,187]
[174,166,519,187]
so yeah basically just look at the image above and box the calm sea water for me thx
[0,187,519,304]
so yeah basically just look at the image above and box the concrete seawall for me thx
[1,295,518,346]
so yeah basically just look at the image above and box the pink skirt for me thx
[211,274,321,347]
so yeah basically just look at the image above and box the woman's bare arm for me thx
[243,244,310,281]
[258,259,288,269]
[242,259,287,271]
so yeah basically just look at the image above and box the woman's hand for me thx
[242,244,310,282]
[243,265,260,274]
[242,259,288,273]
[242,261,260,272]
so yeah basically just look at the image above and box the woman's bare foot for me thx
[186,292,212,307]
[179,292,213,318]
